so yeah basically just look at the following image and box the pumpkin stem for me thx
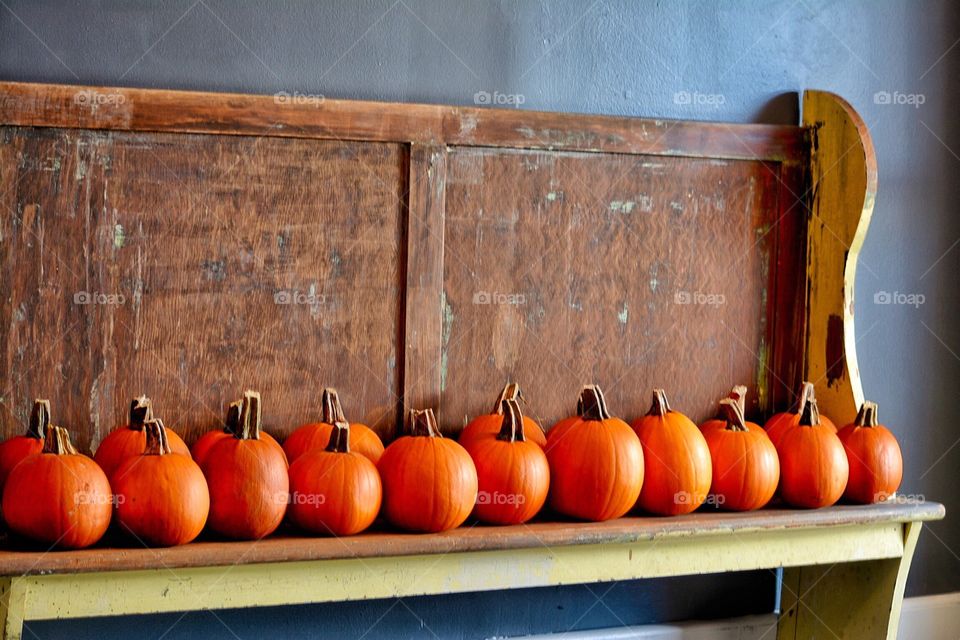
[798,382,821,427]
[719,398,749,432]
[408,408,443,438]
[128,396,153,431]
[321,388,348,424]
[855,401,880,428]
[325,421,351,453]
[493,382,524,415]
[27,399,51,440]
[577,384,612,421]
[224,398,244,435]
[728,385,748,415]
[496,398,526,442]
[143,418,172,455]
[646,389,672,417]
[236,390,262,440]
[42,425,78,455]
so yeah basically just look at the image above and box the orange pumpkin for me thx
[2,426,112,549]
[378,408,477,532]
[545,385,643,521]
[200,391,289,539]
[462,398,549,524]
[458,383,547,448]
[775,392,849,508]
[837,401,903,504]
[702,397,779,511]
[632,389,712,515]
[113,419,210,546]
[289,420,382,536]
[765,382,837,446]
[192,397,283,468]
[95,396,191,481]
[283,388,384,464]
[0,399,51,494]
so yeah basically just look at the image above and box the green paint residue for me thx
[610,200,636,214]
[113,224,125,249]
[617,302,629,325]
[440,291,454,392]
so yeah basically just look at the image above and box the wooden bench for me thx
[0,82,944,639]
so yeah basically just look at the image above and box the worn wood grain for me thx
[0,500,943,577]
[0,128,406,449]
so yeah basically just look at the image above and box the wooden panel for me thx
[0,500,943,576]
[0,81,806,161]
[0,127,406,449]
[440,147,794,429]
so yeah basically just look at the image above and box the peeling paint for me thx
[670,201,684,212]
[609,200,636,214]
[545,191,563,202]
[113,224,125,249]
[617,303,629,325]
[440,291,454,392]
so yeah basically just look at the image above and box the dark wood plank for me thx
[0,82,805,161]
[439,148,787,431]
[0,127,406,448]
[0,501,942,576]
[401,145,447,421]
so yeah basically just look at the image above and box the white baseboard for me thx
[502,592,960,640]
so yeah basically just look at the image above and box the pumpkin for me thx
[192,396,283,468]
[702,397,779,511]
[2,425,112,549]
[283,388,384,464]
[837,401,903,504]
[378,408,477,532]
[462,398,549,524]
[632,389,712,515]
[112,418,210,546]
[545,385,643,521]
[288,419,382,536]
[0,399,51,494]
[458,383,547,448]
[775,392,849,508]
[200,391,289,539]
[765,382,837,446]
[94,396,191,481]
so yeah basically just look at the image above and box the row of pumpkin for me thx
[0,382,902,549]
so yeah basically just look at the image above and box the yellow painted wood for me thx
[801,90,878,426]
[777,523,922,640]
[16,522,904,622]
[0,578,26,640]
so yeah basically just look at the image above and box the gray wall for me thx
[2,1,958,638]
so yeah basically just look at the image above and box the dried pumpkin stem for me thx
[408,408,443,438]
[497,398,526,442]
[719,398,749,432]
[129,396,153,431]
[855,401,879,427]
[728,385,748,415]
[42,425,78,455]
[325,421,351,453]
[27,399,51,439]
[143,418,172,455]
[492,382,523,415]
[577,384,612,421]
[321,388,347,424]
[224,398,244,435]
[646,389,671,417]
[798,382,821,427]
[236,390,262,440]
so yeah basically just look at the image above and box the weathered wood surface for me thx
[801,90,877,425]
[440,147,799,428]
[0,127,406,449]
[0,500,943,576]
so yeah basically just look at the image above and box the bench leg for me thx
[777,521,921,640]
[0,577,26,640]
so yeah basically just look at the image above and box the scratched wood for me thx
[0,127,405,450]
[439,147,801,430]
